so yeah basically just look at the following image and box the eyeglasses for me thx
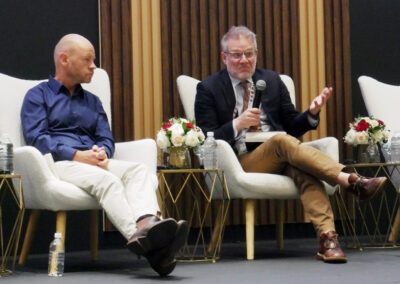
[224,50,257,60]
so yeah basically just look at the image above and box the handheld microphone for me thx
[252,80,266,108]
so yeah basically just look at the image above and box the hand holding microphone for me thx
[235,80,267,132]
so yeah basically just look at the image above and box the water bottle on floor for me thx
[203,132,217,169]
[0,134,13,174]
[48,232,65,277]
[391,132,400,163]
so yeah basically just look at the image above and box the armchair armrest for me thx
[114,139,157,173]
[303,137,339,162]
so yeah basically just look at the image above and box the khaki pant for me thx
[239,133,344,235]
[55,159,160,240]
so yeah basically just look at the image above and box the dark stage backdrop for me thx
[0,0,99,79]
[349,0,400,117]
[0,0,103,254]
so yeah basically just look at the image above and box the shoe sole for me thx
[360,177,387,201]
[127,218,178,256]
[148,220,189,277]
[317,252,347,263]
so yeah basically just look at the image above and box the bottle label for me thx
[49,251,58,276]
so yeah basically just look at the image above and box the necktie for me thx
[240,81,250,112]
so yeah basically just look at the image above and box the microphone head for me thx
[256,80,267,91]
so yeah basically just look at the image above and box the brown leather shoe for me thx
[347,173,387,201]
[317,231,347,263]
[127,216,177,256]
[145,220,189,277]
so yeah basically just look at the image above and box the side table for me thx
[334,162,400,249]
[157,169,230,262]
[0,174,24,277]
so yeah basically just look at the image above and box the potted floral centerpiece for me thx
[344,116,390,163]
[156,117,205,168]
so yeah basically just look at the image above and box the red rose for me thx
[162,122,172,130]
[186,123,194,129]
[355,120,369,132]
[378,120,384,125]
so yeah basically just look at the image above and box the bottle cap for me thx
[207,131,214,137]
[54,232,62,238]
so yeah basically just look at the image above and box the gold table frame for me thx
[157,169,230,262]
[0,174,24,276]
[334,162,400,250]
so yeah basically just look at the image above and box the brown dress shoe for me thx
[347,173,387,201]
[127,216,177,256]
[317,231,347,263]
[145,220,189,277]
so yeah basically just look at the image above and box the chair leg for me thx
[389,208,400,242]
[245,199,255,260]
[275,200,284,249]
[90,210,99,261]
[18,209,41,265]
[56,211,67,246]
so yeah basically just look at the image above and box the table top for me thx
[344,162,400,168]
[157,168,221,173]
[0,174,21,178]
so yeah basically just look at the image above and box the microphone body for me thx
[253,80,266,108]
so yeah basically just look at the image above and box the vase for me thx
[356,144,380,163]
[168,147,191,168]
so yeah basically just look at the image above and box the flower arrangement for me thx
[156,117,205,153]
[344,116,390,146]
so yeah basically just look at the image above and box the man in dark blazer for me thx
[195,25,386,263]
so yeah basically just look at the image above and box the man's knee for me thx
[267,133,300,149]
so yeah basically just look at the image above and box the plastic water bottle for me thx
[0,134,13,174]
[391,132,400,163]
[203,132,217,169]
[48,232,65,277]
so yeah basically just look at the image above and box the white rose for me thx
[383,130,390,140]
[185,130,200,147]
[196,128,205,142]
[355,131,369,145]
[373,131,384,143]
[370,119,379,128]
[156,130,170,151]
[169,123,184,135]
[344,129,357,145]
[171,133,185,146]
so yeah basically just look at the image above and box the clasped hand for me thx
[72,145,109,169]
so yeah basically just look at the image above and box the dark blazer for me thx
[194,68,318,149]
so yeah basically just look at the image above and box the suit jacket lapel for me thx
[220,69,236,111]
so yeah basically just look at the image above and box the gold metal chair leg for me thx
[245,199,255,260]
[207,207,222,256]
[389,208,400,242]
[18,210,41,265]
[56,211,67,247]
[90,210,99,261]
[275,200,284,249]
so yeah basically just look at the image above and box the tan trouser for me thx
[55,159,160,240]
[239,133,344,235]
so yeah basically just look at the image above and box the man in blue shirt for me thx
[21,34,186,276]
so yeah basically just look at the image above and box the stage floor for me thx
[4,238,400,284]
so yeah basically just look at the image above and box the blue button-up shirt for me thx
[21,76,115,161]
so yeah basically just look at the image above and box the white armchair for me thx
[358,75,400,242]
[177,74,339,260]
[0,68,157,264]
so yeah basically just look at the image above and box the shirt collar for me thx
[48,76,84,96]
[228,74,253,88]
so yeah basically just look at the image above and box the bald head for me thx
[53,34,94,66]
[53,34,96,92]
